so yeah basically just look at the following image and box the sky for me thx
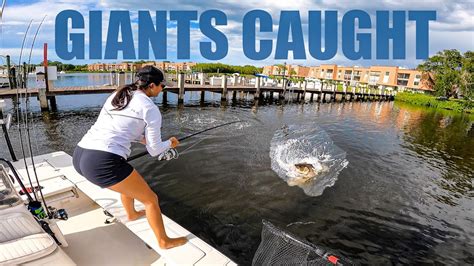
[0,0,473,68]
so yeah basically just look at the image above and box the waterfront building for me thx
[263,64,434,93]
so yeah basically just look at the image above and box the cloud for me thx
[0,0,472,68]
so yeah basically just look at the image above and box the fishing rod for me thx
[15,19,37,200]
[24,16,51,217]
[17,19,32,87]
[0,158,34,202]
[127,120,243,162]
[27,15,46,83]
[0,0,5,27]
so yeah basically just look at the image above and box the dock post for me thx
[118,71,125,87]
[200,91,205,102]
[110,71,117,86]
[162,91,167,103]
[6,55,13,89]
[49,96,57,111]
[278,83,285,99]
[303,80,308,102]
[178,72,185,104]
[221,74,228,102]
[232,90,237,101]
[310,93,314,102]
[38,88,49,111]
[254,76,261,100]
[200,73,207,86]
[22,62,27,89]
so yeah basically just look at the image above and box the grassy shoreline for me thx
[395,92,473,113]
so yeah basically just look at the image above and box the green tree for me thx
[461,51,474,98]
[417,49,473,98]
[191,63,260,75]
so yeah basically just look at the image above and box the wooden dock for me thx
[0,74,394,111]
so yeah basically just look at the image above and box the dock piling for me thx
[6,55,13,90]
[178,73,185,104]
[110,71,117,86]
[221,74,228,102]
[254,77,261,100]
[162,91,167,103]
[38,88,49,111]
[118,71,125,87]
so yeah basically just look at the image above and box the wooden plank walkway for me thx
[0,84,394,111]
[0,85,393,97]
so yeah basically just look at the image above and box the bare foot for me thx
[159,237,188,249]
[127,210,146,221]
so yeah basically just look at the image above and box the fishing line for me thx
[127,120,243,162]
[15,19,36,200]
[156,138,206,169]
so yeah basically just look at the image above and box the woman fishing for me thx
[73,66,187,249]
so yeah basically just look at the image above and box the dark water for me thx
[0,93,473,265]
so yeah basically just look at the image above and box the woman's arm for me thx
[143,106,172,157]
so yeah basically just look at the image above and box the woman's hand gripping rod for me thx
[127,120,243,162]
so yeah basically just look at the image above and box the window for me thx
[397,79,409,86]
[397,73,410,79]
[385,71,390,76]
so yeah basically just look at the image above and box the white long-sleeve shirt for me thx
[78,90,171,159]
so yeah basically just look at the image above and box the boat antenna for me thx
[25,15,51,217]
[15,19,37,201]
[127,120,243,162]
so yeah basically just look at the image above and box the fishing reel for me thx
[157,148,179,161]
[48,206,69,221]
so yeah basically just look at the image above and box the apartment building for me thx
[264,63,433,92]
[318,65,337,80]
[87,62,142,72]
[262,65,310,77]
[307,66,320,79]
[88,61,197,73]
[290,65,310,77]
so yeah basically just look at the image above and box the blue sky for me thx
[1,0,473,68]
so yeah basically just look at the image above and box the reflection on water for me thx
[0,97,473,264]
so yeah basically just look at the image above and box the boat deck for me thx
[57,198,165,265]
[9,151,235,265]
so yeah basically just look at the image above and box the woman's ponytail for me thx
[111,83,137,110]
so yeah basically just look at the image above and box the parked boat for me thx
[0,77,8,88]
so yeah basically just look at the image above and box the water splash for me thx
[270,124,348,196]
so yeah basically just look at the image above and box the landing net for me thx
[252,220,352,266]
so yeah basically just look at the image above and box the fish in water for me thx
[287,162,328,186]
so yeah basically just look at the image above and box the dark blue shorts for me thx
[73,146,134,188]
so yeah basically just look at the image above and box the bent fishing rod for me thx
[24,16,51,217]
[127,120,243,162]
